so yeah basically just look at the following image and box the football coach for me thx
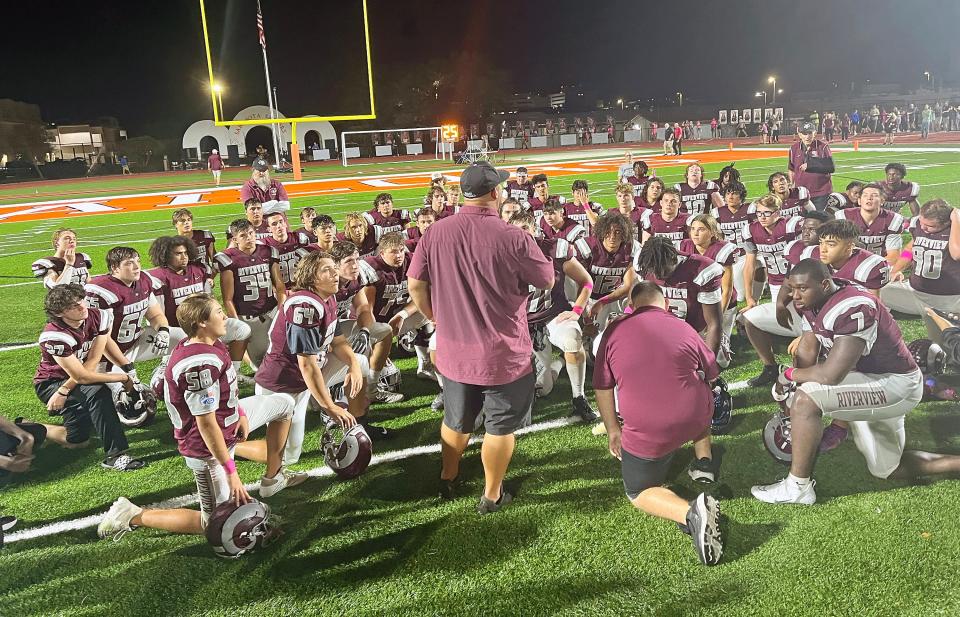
[408,161,554,514]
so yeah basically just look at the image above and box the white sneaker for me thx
[751,477,817,505]
[417,362,440,383]
[371,388,405,404]
[259,468,310,498]
[97,497,143,540]
[591,422,607,436]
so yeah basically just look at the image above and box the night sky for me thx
[8,0,960,137]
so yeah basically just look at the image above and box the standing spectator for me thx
[921,104,934,139]
[822,112,835,142]
[607,123,615,142]
[788,121,834,211]
[736,119,747,137]
[949,102,958,131]
[663,123,674,155]
[850,109,861,135]
[710,117,718,139]
[207,149,224,187]
[673,123,684,156]
[593,281,723,566]
[870,105,881,133]
[883,110,898,145]
[759,120,769,144]
[840,114,850,141]
[695,120,702,140]
[650,122,658,142]
[772,117,781,142]
[119,155,131,175]
[407,161,554,513]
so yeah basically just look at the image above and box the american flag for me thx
[256,1,267,50]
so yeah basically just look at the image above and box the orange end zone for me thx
[0,149,780,224]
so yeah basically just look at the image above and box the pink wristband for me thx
[784,367,796,381]
[624,306,635,314]
[222,459,237,475]
[572,305,584,316]
[900,250,913,260]
[583,281,594,291]
[238,406,246,417]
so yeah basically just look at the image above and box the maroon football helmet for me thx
[322,424,373,479]
[907,338,946,376]
[114,384,158,428]
[205,499,278,558]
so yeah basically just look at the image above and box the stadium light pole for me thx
[768,76,777,104]
[617,98,624,110]
[756,91,768,105]
[676,91,683,107]
[924,71,935,91]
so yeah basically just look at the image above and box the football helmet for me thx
[762,411,793,464]
[396,331,417,356]
[907,339,946,376]
[322,422,373,479]
[205,499,279,558]
[379,359,402,393]
[114,384,158,428]
[710,377,733,434]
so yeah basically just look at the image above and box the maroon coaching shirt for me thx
[408,205,554,385]
[593,305,718,459]
[788,140,833,198]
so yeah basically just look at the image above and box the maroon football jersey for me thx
[907,216,960,296]
[364,253,412,321]
[405,227,423,253]
[34,308,111,384]
[32,253,92,289]
[563,201,603,233]
[642,211,693,249]
[799,281,916,374]
[675,181,719,217]
[679,239,744,304]
[148,264,213,327]
[84,273,159,353]
[506,180,534,205]
[335,231,378,258]
[336,260,378,320]
[807,247,889,290]
[880,180,920,213]
[742,216,803,286]
[294,226,318,244]
[627,174,649,197]
[527,196,546,217]
[263,233,310,287]
[780,187,815,218]
[363,209,410,236]
[637,197,661,213]
[190,230,216,268]
[835,208,904,256]
[214,245,279,317]
[644,253,723,333]
[164,339,241,459]
[540,217,587,243]
[575,236,639,300]
[784,239,818,268]
[255,290,339,393]
[430,205,458,220]
[712,204,757,247]
[528,237,574,325]
[607,205,647,241]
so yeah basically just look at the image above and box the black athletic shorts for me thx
[442,368,535,437]
[621,448,675,500]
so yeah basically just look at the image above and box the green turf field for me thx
[1,149,960,617]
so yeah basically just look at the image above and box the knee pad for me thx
[224,318,252,343]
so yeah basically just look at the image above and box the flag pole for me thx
[257,0,282,166]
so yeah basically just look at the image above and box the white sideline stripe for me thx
[5,383,754,545]
[0,342,38,352]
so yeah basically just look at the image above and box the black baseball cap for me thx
[799,121,816,134]
[460,161,510,199]
[252,159,269,171]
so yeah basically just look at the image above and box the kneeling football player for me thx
[98,293,305,541]
[256,251,389,465]
[511,212,597,422]
[752,260,927,505]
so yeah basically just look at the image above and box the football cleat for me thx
[762,411,793,464]
[477,490,513,515]
[259,468,310,498]
[371,388,405,404]
[686,493,723,565]
[687,458,716,484]
[321,423,373,479]
[747,364,780,387]
[430,393,445,412]
[101,454,146,471]
[710,378,733,434]
[818,422,848,453]
[750,477,817,505]
[570,396,599,423]
[206,499,279,558]
[97,497,143,540]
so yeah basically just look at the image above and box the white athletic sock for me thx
[567,361,586,398]
[787,473,811,487]
[414,345,431,369]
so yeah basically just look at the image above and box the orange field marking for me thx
[0,149,780,224]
